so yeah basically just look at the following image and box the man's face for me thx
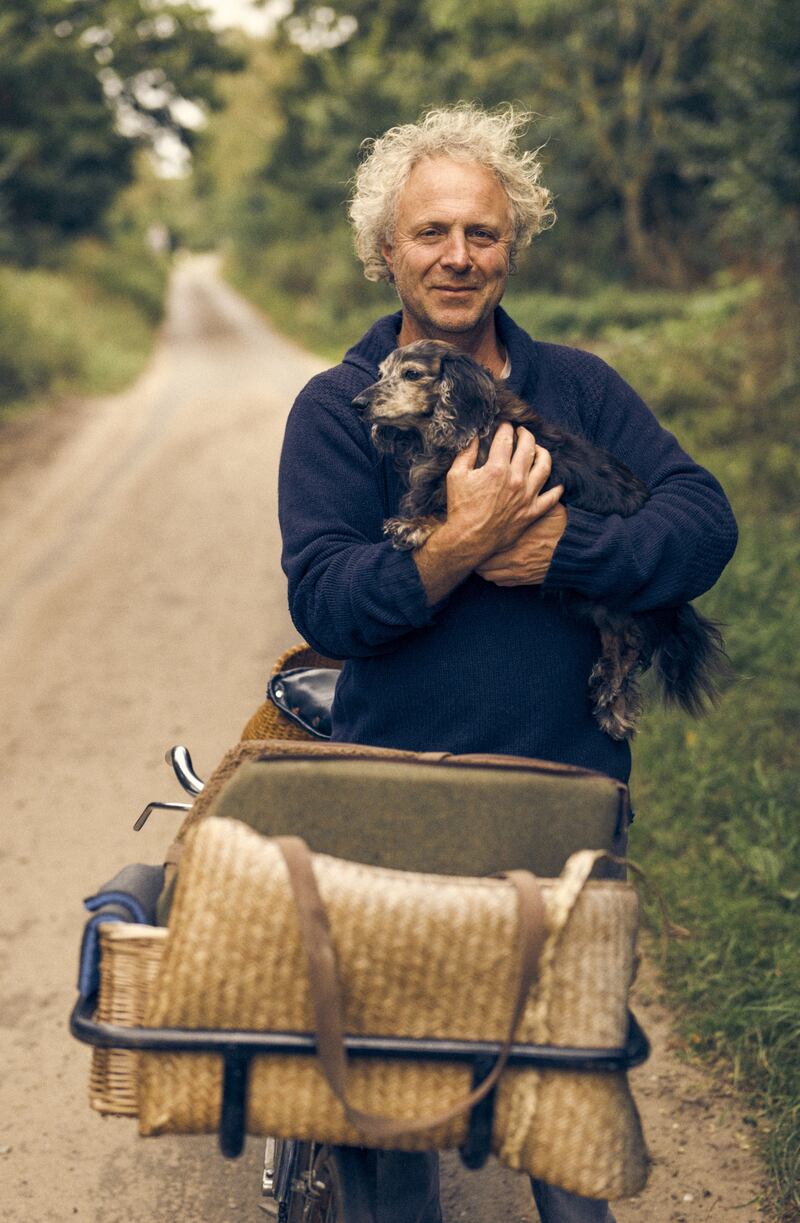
[381,156,514,342]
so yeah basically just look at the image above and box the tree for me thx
[425,0,720,286]
[0,0,241,257]
[709,0,800,282]
[211,0,796,296]
[240,0,724,287]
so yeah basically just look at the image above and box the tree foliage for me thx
[0,0,241,257]
[708,0,800,280]
[208,0,797,295]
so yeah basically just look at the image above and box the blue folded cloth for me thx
[77,863,165,999]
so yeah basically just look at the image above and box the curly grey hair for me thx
[348,103,556,283]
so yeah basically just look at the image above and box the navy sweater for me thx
[278,308,737,782]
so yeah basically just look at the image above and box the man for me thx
[278,104,737,1223]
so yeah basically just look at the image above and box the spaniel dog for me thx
[353,339,726,740]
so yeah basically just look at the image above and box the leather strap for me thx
[275,835,547,1140]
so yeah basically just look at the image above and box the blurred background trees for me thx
[0,0,240,406]
[0,0,240,260]
[3,0,796,380]
[206,0,798,303]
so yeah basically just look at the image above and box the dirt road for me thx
[0,256,768,1221]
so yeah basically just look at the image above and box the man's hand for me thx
[413,424,564,604]
[475,503,567,586]
[445,424,561,557]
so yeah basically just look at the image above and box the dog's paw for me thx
[383,517,418,550]
[593,703,638,741]
[384,517,438,551]
[589,663,642,740]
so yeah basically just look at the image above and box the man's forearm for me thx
[475,505,567,587]
[412,520,487,605]
[414,505,567,602]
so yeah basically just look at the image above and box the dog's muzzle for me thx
[352,386,377,412]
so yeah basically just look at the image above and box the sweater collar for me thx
[342,305,537,396]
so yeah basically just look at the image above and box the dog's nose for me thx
[352,387,375,411]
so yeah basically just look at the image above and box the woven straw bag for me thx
[137,817,648,1200]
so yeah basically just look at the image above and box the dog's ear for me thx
[431,352,497,448]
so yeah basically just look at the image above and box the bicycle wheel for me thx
[286,1144,374,1223]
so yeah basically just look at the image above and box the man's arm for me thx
[479,363,737,609]
[279,374,439,659]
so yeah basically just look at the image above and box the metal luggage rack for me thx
[70,997,649,1167]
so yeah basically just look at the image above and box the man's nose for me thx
[439,231,471,271]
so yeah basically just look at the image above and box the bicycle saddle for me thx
[267,667,337,739]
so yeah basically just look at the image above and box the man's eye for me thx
[402,368,423,381]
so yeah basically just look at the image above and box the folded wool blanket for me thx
[78,863,164,998]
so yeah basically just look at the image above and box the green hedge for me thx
[0,236,169,416]
[589,294,800,1218]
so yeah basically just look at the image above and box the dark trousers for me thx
[368,1151,615,1222]
[531,1178,615,1222]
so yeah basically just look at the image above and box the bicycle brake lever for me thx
[134,801,191,831]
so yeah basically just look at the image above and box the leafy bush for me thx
[596,292,800,1218]
[0,234,169,414]
[503,286,690,340]
[0,268,82,401]
[65,237,167,324]
[227,236,396,362]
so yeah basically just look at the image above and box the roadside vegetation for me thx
[0,218,168,418]
[598,293,800,1213]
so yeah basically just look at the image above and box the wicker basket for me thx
[134,819,648,1200]
[89,923,167,1115]
[85,820,648,1198]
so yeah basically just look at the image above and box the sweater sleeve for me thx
[543,362,738,610]
[278,373,441,658]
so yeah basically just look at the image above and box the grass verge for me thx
[0,235,169,420]
[606,305,799,1220]
[629,512,799,1218]
[224,241,397,365]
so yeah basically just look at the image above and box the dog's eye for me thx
[402,368,423,381]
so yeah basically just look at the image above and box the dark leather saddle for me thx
[267,667,338,739]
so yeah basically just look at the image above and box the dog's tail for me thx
[653,604,729,715]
